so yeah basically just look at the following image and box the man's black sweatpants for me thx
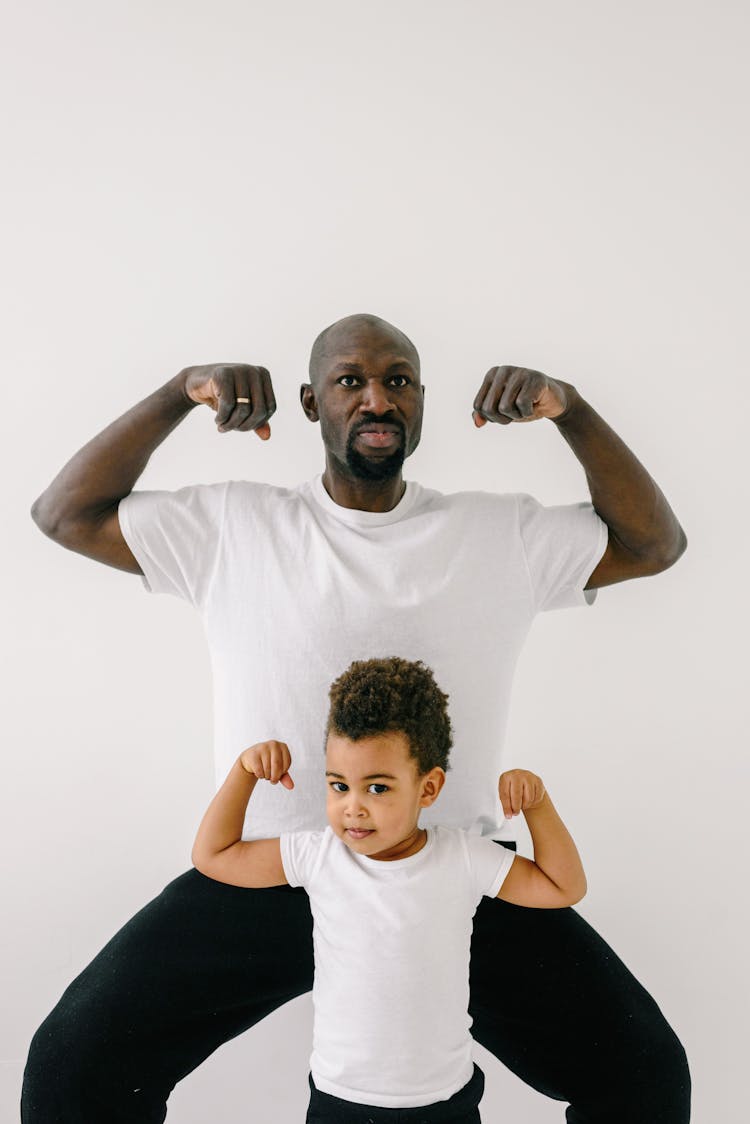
[21,861,691,1123]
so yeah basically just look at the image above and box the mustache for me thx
[351,415,405,437]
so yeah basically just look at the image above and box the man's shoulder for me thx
[125,479,312,521]
[413,484,527,519]
[126,478,297,504]
[224,478,308,500]
[220,478,317,517]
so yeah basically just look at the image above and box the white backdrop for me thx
[2,2,748,1121]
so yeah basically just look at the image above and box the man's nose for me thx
[360,380,394,415]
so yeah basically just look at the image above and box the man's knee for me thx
[566,1019,691,1124]
[632,1024,691,1123]
[22,1002,93,1120]
[22,996,148,1124]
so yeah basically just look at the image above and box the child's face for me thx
[325,731,445,861]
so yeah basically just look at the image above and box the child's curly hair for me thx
[326,657,452,774]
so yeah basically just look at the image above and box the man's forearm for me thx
[553,387,687,581]
[31,372,196,542]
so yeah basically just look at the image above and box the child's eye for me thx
[330,782,348,793]
[368,784,389,795]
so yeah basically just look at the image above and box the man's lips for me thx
[354,423,403,449]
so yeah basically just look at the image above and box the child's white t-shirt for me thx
[280,825,515,1108]
[119,477,606,842]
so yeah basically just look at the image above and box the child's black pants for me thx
[21,862,691,1123]
[305,1064,484,1123]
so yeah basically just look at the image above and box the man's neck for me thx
[321,466,406,513]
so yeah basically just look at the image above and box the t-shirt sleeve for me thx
[118,483,229,608]
[516,493,608,613]
[464,834,516,902]
[279,830,326,889]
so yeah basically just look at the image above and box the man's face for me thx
[306,323,424,482]
[325,731,439,860]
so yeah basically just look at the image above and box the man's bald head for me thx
[309,313,420,386]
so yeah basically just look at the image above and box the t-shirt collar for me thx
[310,474,419,527]
[353,827,436,870]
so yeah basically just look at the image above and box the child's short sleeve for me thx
[279,830,326,889]
[464,835,516,902]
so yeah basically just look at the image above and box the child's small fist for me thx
[498,769,545,818]
[240,741,294,789]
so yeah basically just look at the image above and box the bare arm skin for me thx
[192,741,292,888]
[552,387,686,588]
[473,367,687,589]
[496,769,587,908]
[30,365,276,573]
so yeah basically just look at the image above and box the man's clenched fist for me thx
[473,366,575,427]
[181,363,277,438]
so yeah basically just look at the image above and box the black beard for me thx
[344,431,406,481]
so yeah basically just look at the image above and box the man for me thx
[25,313,689,1122]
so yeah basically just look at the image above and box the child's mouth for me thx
[346,828,374,840]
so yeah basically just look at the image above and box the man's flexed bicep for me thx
[73,508,143,575]
[470,364,686,585]
[31,364,277,573]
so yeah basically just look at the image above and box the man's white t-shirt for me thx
[119,476,606,840]
[280,825,515,1108]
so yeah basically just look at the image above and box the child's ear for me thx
[419,768,446,807]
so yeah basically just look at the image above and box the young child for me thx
[192,657,587,1123]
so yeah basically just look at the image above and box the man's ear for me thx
[300,383,320,422]
[419,767,446,808]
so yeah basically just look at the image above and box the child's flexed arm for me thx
[191,741,293,888]
[496,770,587,908]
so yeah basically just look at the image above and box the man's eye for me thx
[338,376,358,387]
[389,375,409,387]
[330,782,348,793]
[368,784,389,795]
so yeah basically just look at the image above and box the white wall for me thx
[2,1,747,1120]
